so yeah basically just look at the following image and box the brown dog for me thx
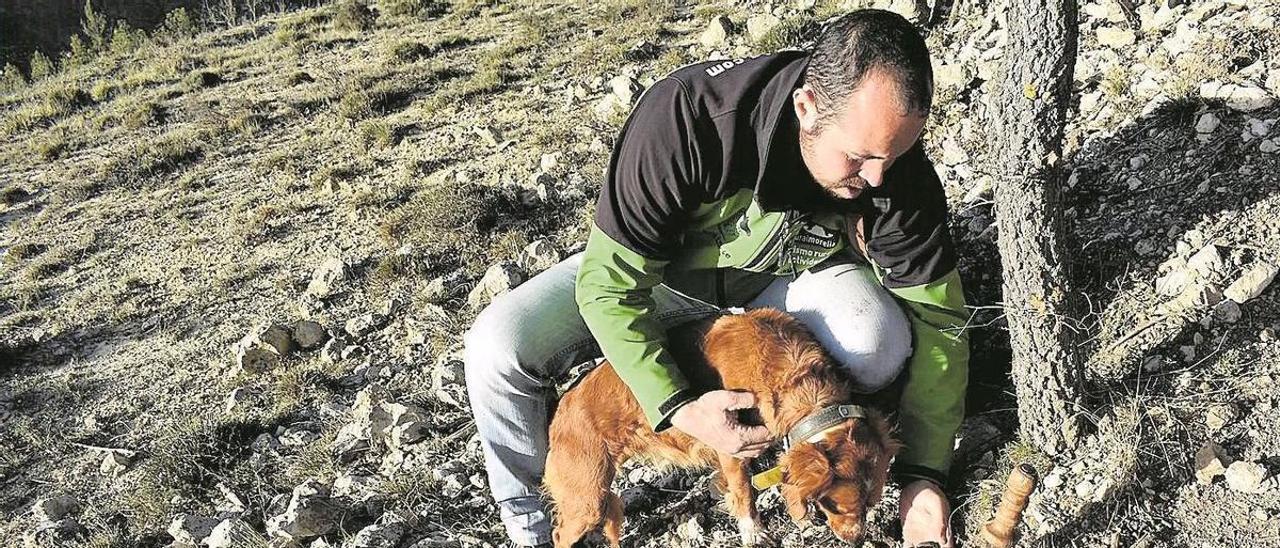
[543,308,898,547]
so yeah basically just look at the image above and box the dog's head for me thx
[778,412,898,543]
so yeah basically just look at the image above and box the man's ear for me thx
[792,84,820,133]
[780,442,832,522]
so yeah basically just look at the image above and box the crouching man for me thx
[463,9,969,548]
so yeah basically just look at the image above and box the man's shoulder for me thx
[653,50,809,119]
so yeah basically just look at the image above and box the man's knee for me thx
[822,293,912,390]
[463,297,528,392]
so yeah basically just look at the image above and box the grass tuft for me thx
[334,0,376,32]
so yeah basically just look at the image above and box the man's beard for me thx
[799,128,864,214]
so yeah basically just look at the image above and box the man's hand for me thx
[900,479,953,548]
[669,390,772,458]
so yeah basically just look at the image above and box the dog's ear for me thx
[780,442,833,522]
[848,415,900,506]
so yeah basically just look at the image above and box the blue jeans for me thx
[463,251,911,546]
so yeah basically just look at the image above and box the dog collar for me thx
[786,404,868,448]
[749,404,869,490]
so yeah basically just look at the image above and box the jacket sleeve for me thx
[862,143,970,486]
[575,77,707,430]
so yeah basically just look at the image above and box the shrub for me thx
[0,187,32,206]
[109,21,148,55]
[67,35,93,66]
[89,80,115,101]
[123,101,164,129]
[82,0,110,51]
[34,134,68,161]
[0,63,25,92]
[337,89,373,120]
[359,120,393,148]
[227,111,266,135]
[28,51,56,80]
[334,0,375,32]
[381,0,447,18]
[43,87,92,114]
[753,16,818,52]
[183,70,223,90]
[154,7,197,45]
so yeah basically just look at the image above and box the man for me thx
[464,9,968,547]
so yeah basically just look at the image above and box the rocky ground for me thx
[1,0,1278,547]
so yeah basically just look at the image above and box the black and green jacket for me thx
[574,51,969,485]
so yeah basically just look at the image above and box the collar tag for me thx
[751,466,784,490]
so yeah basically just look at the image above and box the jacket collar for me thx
[752,52,830,213]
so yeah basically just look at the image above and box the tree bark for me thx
[987,0,1083,456]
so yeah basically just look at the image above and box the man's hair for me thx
[803,9,933,121]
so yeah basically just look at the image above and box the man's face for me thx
[795,69,927,206]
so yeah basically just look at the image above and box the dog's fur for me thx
[543,308,899,547]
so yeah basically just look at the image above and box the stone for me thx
[205,517,260,548]
[331,422,370,464]
[467,262,525,308]
[320,338,346,363]
[32,495,80,522]
[1212,300,1242,324]
[350,521,406,548]
[1206,403,1237,431]
[932,61,969,91]
[1074,480,1095,498]
[382,402,430,448]
[1141,355,1163,372]
[1224,262,1278,303]
[1096,27,1136,48]
[539,153,560,172]
[1042,472,1064,489]
[234,340,278,375]
[332,474,382,502]
[258,324,296,355]
[292,321,329,350]
[279,426,321,447]
[1195,442,1229,484]
[593,93,625,120]
[1200,82,1276,111]
[265,480,342,540]
[99,450,132,477]
[168,514,218,546]
[1187,245,1224,278]
[1195,112,1220,134]
[700,15,733,48]
[610,75,643,105]
[345,313,387,338]
[1262,139,1279,153]
[676,514,704,540]
[746,13,782,43]
[432,345,467,408]
[1128,155,1148,170]
[1154,269,1193,297]
[1225,461,1269,493]
[225,387,259,414]
[474,126,503,146]
[1083,1,1126,22]
[520,239,561,272]
[1246,118,1273,138]
[306,257,347,299]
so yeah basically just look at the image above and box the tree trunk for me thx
[987,0,1083,456]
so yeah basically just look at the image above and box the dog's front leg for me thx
[717,454,773,547]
